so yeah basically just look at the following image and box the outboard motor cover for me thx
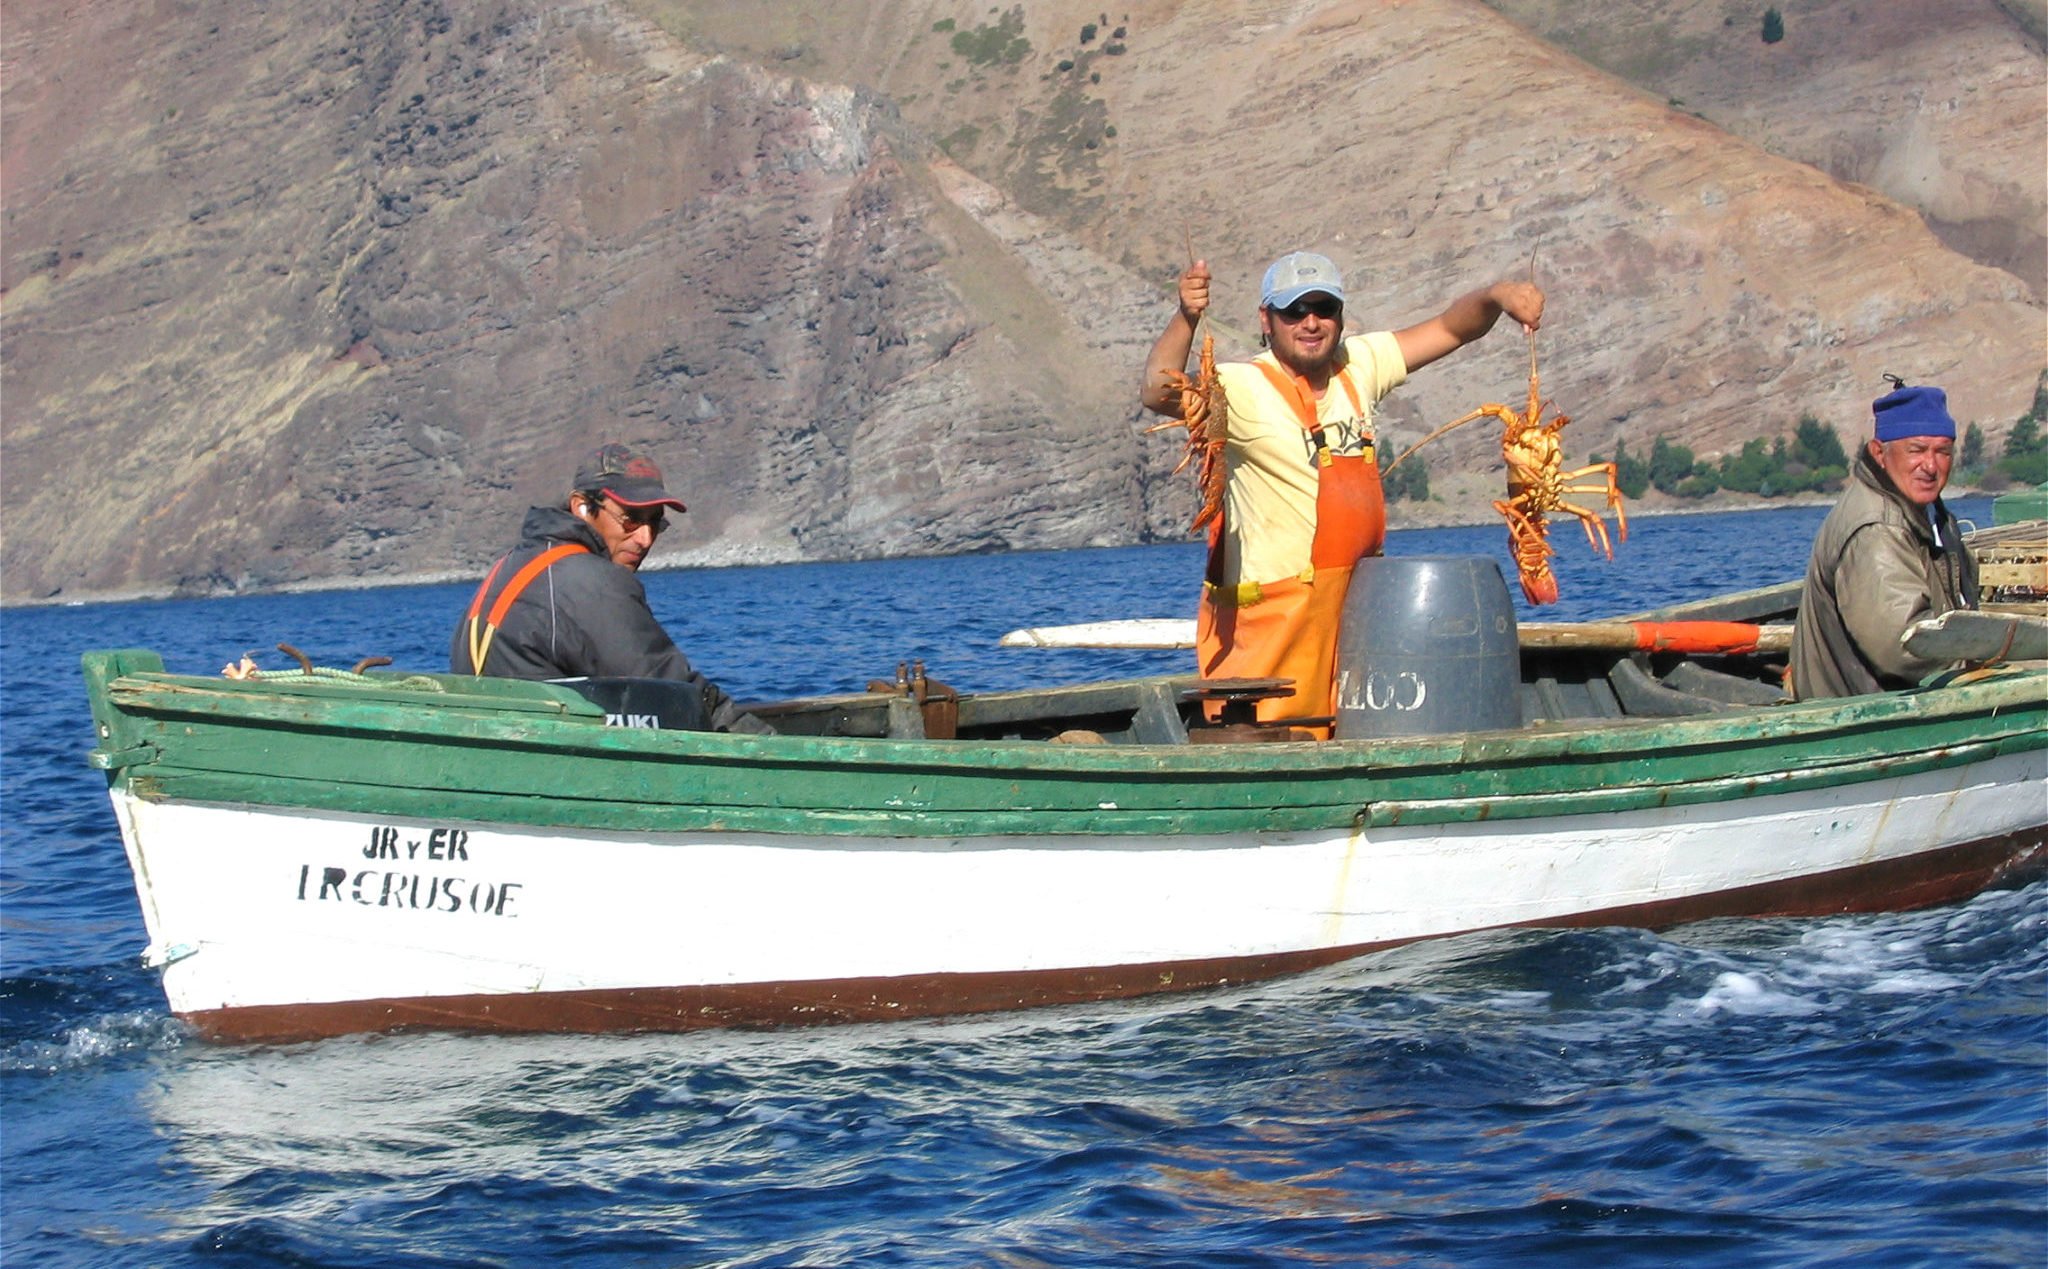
[551,677,711,731]
[1333,555,1521,740]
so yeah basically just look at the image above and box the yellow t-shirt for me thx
[1212,331,1407,588]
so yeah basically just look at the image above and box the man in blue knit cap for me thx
[1789,381,1979,699]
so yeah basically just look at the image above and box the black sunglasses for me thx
[598,499,668,535]
[1273,297,1342,322]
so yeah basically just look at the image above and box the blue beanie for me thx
[1872,385,1956,442]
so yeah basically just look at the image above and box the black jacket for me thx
[450,505,767,732]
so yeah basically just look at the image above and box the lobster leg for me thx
[1556,460,1630,547]
[1553,500,1617,558]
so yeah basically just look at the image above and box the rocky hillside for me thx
[2,0,2041,602]
[1479,0,2046,298]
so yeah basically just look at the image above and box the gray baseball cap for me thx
[1260,251,1345,310]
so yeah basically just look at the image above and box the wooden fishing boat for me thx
[82,532,2048,1044]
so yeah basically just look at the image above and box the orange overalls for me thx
[1194,362,1385,736]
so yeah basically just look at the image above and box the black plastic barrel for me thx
[1332,555,1522,740]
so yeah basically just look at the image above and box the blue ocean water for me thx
[3,502,2043,1268]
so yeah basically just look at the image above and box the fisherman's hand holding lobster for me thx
[1174,259,1211,327]
[1385,306,1628,605]
[1143,259,1229,533]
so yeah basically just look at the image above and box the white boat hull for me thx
[112,746,2047,1038]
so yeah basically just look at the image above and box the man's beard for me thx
[1276,336,1341,378]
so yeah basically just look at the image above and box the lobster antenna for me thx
[1171,228,1255,347]
[1389,247,1544,476]
[1383,411,1486,476]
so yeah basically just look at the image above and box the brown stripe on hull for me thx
[186,829,2047,1044]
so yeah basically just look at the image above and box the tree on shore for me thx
[1959,422,1986,478]
[1639,415,1845,500]
[2002,415,2048,485]
[1594,439,1650,499]
[1648,435,1696,495]
[1996,370,2048,486]
[1383,451,1431,503]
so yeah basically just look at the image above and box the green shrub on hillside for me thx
[1792,414,1847,472]
[938,124,982,157]
[2002,406,2048,485]
[1590,439,1650,499]
[1638,414,1848,501]
[1777,414,1847,492]
[1973,370,2048,486]
[952,7,1031,66]
[1762,8,1785,43]
[1383,453,1430,503]
[1959,421,1986,478]
[1649,435,1696,495]
[1717,437,1776,494]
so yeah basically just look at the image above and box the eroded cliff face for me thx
[1479,0,2047,297]
[2,0,2041,602]
[0,1,1166,599]
[698,0,2040,483]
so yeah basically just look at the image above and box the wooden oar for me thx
[999,619,1793,655]
[1523,621,1791,655]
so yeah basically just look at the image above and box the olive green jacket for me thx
[1789,451,1977,700]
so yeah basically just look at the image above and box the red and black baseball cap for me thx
[572,443,686,512]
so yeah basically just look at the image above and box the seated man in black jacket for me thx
[450,443,770,733]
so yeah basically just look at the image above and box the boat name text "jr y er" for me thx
[289,824,524,917]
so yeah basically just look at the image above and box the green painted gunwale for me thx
[83,650,2047,838]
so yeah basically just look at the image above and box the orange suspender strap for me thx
[463,557,508,623]
[1252,361,1365,467]
[463,543,590,674]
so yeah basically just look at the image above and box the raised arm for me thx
[1392,280,1545,373]
[1141,260,1212,415]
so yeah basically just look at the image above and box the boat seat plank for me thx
[1520,673,1627,724]
[955,680,1190,729]
[1524,678,1567,723]
[1583,675,1626,719]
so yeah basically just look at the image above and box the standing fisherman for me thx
[1141,251,1543,733]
